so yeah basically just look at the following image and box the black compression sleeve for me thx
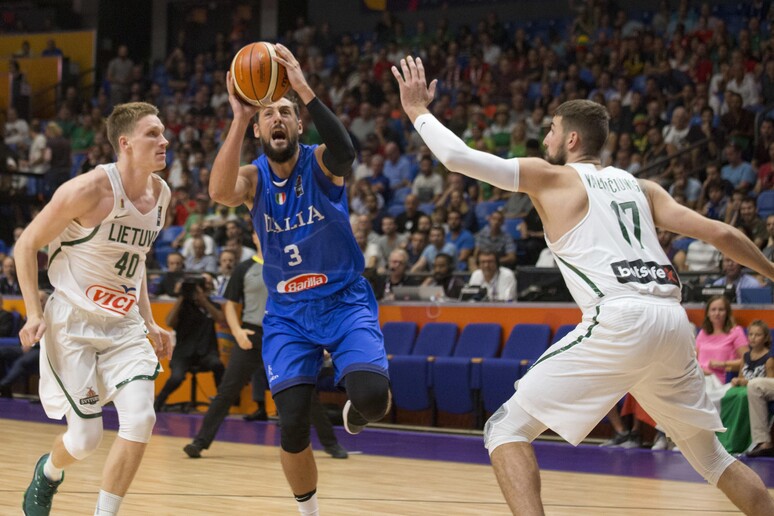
[305,97,355,177]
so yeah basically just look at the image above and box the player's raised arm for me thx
[643,178,774,282]
[209,71,259,208]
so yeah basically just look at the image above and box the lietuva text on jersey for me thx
[251,144,364,302]
[107,224,159,247]
[583,173,641,194]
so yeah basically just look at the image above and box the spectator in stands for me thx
[377,248,414,300]
[667,158,702,209]
[745,345,774,457]
[445,209,475,271]
[350,102,377,145]
[725,61,761,108]
[467,250,516,302]
[404,230,428,268]
[700,180,729,222]
[720,92,755,153]
[106,44,134,106]
[395,193,425,234]
[157,252,185,298]
[155,273,225,412]
[503,191,533,220]
[4,107,29,148]
[712,256,765,301]
[518,206,547,266]
[411,224,457,273]
[684,239,722,273]
[471,209,516,270]
[43,122,71,198]
[662,106,704,156]
[0,290,48,398]
[375,215,406,270]
[420,253,465,300]
[184,236,217,273]
[366,153,391,205]
[41,39,63,57]
[178,222,216,259]
[9,60,31,121]
[0,256,20,295]
[732,197,768,249]
[718,320,771,453]
[721,141,756,192]
[754,141,774,194]
[411,155,444,203]
[697,295,748,383]
[213,249,236,297]
[355,228,381,271]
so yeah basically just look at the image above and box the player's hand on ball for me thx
[147,323,173,359]
[19,315,46,350]
[226,70,259,120]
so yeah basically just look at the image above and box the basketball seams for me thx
[260,43,279,106]
[230,41,288,107]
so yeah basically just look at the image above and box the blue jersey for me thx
[250,143,364,303]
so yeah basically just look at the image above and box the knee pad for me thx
[484,395,547,455]
[63,416,103,461]
[113,380,157,444]
[118,404,156,443]
[274,385,314,453]
[344,371,390,422]
[673,430,736,486]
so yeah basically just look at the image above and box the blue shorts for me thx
[262,276,388,394]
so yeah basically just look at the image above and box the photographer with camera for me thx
[154,273,226,412]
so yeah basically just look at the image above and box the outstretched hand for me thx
[272,43,314,103]
[391,56,437,122]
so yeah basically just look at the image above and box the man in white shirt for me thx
[467,250,516,301]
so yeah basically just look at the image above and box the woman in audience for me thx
[718,320,771,453]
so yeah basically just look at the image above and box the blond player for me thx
[393,57,774,515]
[16,102,172,516]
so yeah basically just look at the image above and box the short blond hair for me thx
[106,102,159,156]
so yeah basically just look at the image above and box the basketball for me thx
[230,42,290,107]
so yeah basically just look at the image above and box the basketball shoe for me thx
[23,454,63,516]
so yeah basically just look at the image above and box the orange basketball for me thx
[230,42,290,107]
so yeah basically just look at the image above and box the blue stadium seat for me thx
[551,324,576,344]
[419,202,436,216]
[388,322,458,419]
[504,218,523,240]
[387,204,404,218]
[0,311,23,347]
[475,200,505,228]
[739,287,773,304]
[433,323,502,417]
[500,323,552,370]
[382,321,418,356]
[757,191,774,218]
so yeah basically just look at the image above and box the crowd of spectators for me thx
[3,0,774,302]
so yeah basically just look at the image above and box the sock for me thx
[94,490,123,515]
[295,489,319,516]
[43,454,64,482]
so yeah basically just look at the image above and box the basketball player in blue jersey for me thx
[395,57,774,515]
[210,43,390,515]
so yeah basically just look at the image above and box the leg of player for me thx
[341,371,391,435]
[489,443,544,515]
[274,384,320,515]
[95,380,156,515]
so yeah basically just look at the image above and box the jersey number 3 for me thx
[284,244,303,266]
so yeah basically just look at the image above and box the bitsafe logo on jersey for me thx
[610,259,680,286]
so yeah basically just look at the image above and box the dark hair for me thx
[554,99,610,156]
[748,320,772,349]
[701,295,735,334]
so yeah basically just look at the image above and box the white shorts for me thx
[514,297,724,445]
[39,294,160,420]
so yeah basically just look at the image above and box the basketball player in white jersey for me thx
[15,102,172,516]
[394,57,774,515]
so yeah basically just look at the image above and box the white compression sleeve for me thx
[414,113,520,191]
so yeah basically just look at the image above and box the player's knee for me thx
[673,431,736,486]
[484,397,545,455]
[63,419,103,460]
[280,412,311,453]
[345,371,390,422]
[117,404,156,443]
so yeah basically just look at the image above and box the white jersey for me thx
[546,163,681,313]
[47,163,170,317]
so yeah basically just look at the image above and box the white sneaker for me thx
[342,400,366,435]
[651,432,668,450]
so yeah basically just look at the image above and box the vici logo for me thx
[86,284,137,315]
[276,273,328,294]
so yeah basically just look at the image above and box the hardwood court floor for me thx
[0,419,764,515]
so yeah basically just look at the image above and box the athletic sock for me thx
[94,490,123,515]
[295,489,319,515]
[43,454,64,482]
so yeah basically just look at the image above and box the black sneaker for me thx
[243,409,268,422]
[323,444,349,459]
[23,454,63,516]
[183,443,202,458]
